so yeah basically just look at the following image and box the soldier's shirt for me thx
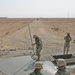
[35,37,43,50]
[55,69,70,75]
[64,36,72,43]
[29,71,43,75]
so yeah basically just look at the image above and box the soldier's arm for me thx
[64,36,66,40]
[32,38,38,45]
[70,37,72,41]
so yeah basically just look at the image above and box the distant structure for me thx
[68,13,69,18]
[0,17,8,19]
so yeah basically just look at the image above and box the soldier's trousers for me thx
[36,46,42,61]
[64,42,70,54]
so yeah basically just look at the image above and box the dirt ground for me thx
[0,18,75,75]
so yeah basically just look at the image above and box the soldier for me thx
[55,59,71,75]
[29,62,43,75]
[32,35,43,61]
[64,33,72,54]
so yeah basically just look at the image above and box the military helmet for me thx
[67,33,70,35]
[57,59,66,67]
[33,35,38,39]
[35,62,43,69]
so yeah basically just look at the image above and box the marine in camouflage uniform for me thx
[55,67,70,75]
[33,35,43,61]
[64,33,72,54]
[55,59,71,75]
[29,63,43,75]
[29,69,43,75]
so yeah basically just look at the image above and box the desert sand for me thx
[0,18,75,75]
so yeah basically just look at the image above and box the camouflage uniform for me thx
[55,59,71,75]
[29,70,43,75]
[64,33,72,54]
[29,62,43,75]
[33,35,43,61]
[55,67,70,75]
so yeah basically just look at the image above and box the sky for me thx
[0,0,75,18]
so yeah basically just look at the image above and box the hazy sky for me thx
[0,0,75,18]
